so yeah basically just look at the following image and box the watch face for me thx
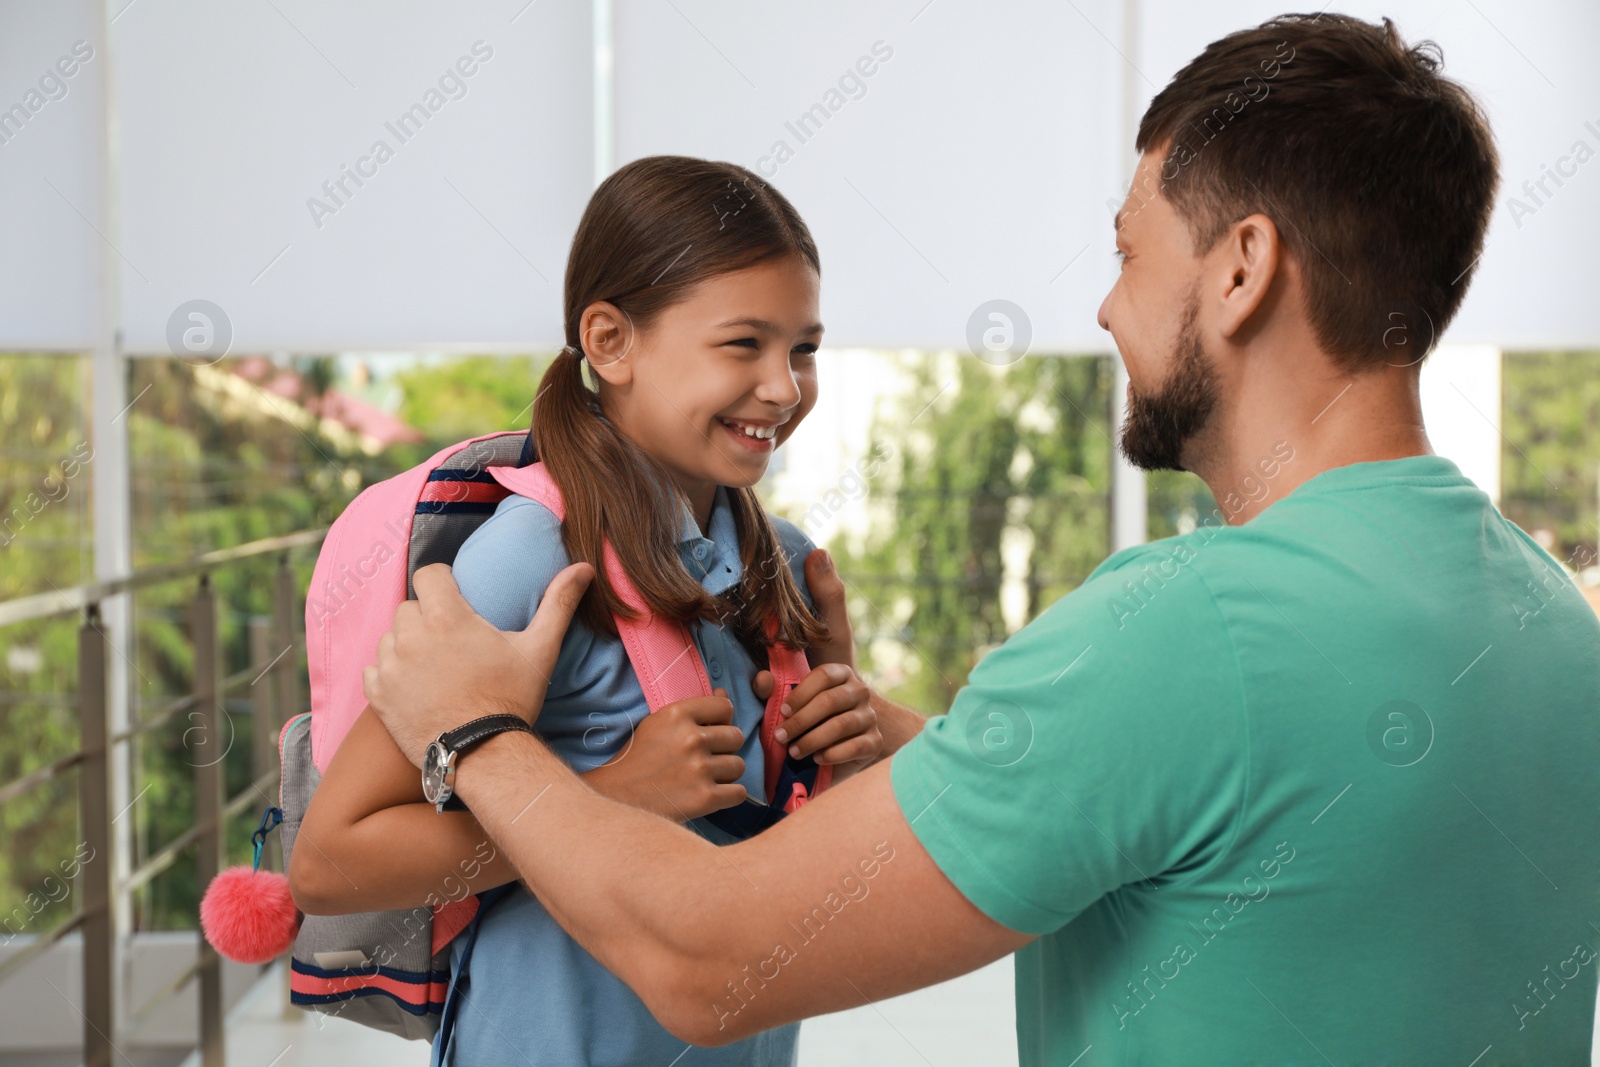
[422,741,447,802]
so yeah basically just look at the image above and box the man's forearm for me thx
[291,757,674,916]
[449,728,739,1036]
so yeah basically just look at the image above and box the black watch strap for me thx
[438,714,535,812]
[441,713,536,754]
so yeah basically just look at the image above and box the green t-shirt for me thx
[892,454,1600,1065]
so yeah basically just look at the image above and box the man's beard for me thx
[1118,297,1220,472]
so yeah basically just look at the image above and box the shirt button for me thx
[693,544,709,561]
[709,660,723,678]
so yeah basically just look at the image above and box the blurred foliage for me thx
[1,355,96,936]
[1,354,401,934]
[1500,351,1600,569]
[2,346,1596,937]
[394,354,552,454]
[828,354,1115,715]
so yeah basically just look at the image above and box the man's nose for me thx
[1097,291,1112,333]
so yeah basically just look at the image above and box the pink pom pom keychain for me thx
[199,806,302,965]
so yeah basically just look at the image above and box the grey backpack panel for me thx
[405,432,532,599]
[281,714,455,1040]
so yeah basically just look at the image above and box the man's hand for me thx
[363,560,595,767]
[585,690,749,821]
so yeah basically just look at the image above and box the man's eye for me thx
[1113,248,1128,266]
[793,343,819,356]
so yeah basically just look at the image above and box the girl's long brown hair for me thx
[532,156,828,663]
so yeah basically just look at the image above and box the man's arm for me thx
[870,690,926,755]
[363,562,1029,1046]
[451,730,1029,1045]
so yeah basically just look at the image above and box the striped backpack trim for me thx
[288,958,450,1016]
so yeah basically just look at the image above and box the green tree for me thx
[827,353,1114,714]
[0,355,96,937]
[1,353,395,932]
[1500,350,1600,570]
[395,354,553,451]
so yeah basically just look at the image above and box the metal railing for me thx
[0,528,325,1067]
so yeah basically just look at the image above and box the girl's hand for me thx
[752,547,883,777]
[584,690,748,822]
[757,663,882,771]
[754,547,924,769]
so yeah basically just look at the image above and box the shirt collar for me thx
[675,485,743,594]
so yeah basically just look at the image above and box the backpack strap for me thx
[434,882,518,1051]
[484,462,830,808]
[761,625,832,811]
[485,463,712,711]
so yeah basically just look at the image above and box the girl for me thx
[292,156,882,1066]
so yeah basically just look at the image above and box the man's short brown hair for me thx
[1135,13,1499,369]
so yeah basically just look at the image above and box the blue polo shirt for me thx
[435,483,813,1067]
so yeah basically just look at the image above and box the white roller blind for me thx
[8,1,1596,355]
[616,0,1600,353]
[613,0,1126,353]
[1137,0,1600,351]
[0,0,104,351]
[113,0,593,354]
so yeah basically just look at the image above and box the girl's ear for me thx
[579,301,635,386]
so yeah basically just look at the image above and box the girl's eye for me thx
[725,337,760,350]
[793,343,819,356]
[1114,248,1129,266]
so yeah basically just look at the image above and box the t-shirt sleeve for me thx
[451,496,574,631]
[450,496,599,703]
[889,545,1248,935]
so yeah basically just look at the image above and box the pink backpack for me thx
[279,430,829,1038]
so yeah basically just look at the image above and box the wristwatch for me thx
[421,714,536,814]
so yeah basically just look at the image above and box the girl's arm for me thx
[290,695,751,916]
[288,704,518,916]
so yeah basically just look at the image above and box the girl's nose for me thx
[754,352,803,408]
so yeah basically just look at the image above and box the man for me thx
[365,14,1600,1064]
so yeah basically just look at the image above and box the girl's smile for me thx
[715,415,784,449]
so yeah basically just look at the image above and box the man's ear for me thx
[578,301,636,386]
[1214,213,1281,342]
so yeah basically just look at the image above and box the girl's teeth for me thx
[722,419,775,440]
